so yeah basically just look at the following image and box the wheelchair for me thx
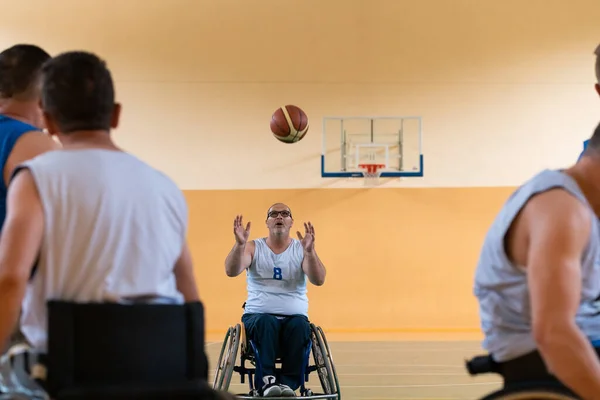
[212,320,341,400]
[0,299,223,400]
[465,354,580,399]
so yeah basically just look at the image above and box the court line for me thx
[208,364,468,369]
[334,373,479,376]
[331,348,483,352]
[356,398,463,400]
[208,370,484,375]
[356,398,462,400]
[345,382,498,388]
[225,382,498,388]
[334,364,466,368]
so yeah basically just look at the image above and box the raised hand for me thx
[233,215,251,245]
[296,222,315,252]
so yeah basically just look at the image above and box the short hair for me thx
[595,43,600,83]
[40,51,115,133]
[0,44,50,100]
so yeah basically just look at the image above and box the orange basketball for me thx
[270,105,309,143]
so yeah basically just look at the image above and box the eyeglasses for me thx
[268,210,291,218]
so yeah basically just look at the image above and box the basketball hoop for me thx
[358,163,385,187]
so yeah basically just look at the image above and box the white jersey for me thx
[243,237,308,317]
[474,169,600,361]
[16,149,187,352]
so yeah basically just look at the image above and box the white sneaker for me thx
[261,375,282,397]
[279,384,296,397]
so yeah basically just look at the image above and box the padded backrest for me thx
[45,300,208,395]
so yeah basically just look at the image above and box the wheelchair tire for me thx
[479,385,580,400]
[212,324,241,392]
[310,324,340,399]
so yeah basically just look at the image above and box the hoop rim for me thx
[358,163,386,175]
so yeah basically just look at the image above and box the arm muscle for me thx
[524,189,600,399]
[0,168,44,349]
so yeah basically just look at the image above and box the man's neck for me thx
[565,157,600,216]
[266,234,291,250]
[57,130,121,151]
[0,100,40,128]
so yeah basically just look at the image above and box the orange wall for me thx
[185,186,516,337]
[2,0,598,342]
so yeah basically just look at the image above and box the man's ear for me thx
[111,103,121,129]
[42,112,59,136]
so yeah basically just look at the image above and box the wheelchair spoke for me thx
[212,324,241,392]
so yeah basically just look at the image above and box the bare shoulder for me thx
[246,239,255,255]
[7,166,40,210]
[4,131,60,184]
[522,187,592,242]
[525,188,590,221]
[12,130,60,153]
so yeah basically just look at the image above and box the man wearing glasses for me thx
[224,203,327,397]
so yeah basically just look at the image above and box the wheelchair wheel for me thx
[310,323,341,399]
[479,385,580,400]
[212,324,241,392]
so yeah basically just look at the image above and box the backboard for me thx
[321,116,424,178]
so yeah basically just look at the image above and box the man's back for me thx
[474,169,600,362]
[18,148,188,350]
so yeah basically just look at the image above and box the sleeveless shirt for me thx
[474,169,600,362]
[244,237,308,317]
[0,115,39,229]
[15,149,187,352]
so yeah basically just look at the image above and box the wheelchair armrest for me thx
[465,354,500,375]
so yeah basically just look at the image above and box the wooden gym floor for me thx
[206,337,503,400]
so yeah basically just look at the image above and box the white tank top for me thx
[474,169,600,361]
[244,237,308,317]
[15,149,187,352]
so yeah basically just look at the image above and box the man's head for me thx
[40,51,121,136]
[595,43,600,97]
[0,44,50,102]
[266,203,294,236]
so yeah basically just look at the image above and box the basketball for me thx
[270,105,309,143]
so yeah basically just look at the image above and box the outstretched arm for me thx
[523,188,600,399]
[225,215,254,277]
[298,222,326,286]
[225,241,254,277]
[0,168,44,350]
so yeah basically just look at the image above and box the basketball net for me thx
[358,163,385,187]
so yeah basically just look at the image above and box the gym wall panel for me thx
[1,0,600,338]
[0,0,598,189]
[186,186,516,336]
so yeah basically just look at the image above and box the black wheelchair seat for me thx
[465,354,500,375]
[37,299,213,399]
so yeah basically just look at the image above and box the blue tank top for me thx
[0,115,38,229]
[244,237,308,317]
[474,169,600,362]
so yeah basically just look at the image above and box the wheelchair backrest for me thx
[45,300,208,394]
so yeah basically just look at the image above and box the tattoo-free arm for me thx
[525,189,600,400]
[302,249,326,286]
[0,168,44,349]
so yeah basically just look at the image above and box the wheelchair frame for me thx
[212,322,341,400]
[464,354,580,399]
